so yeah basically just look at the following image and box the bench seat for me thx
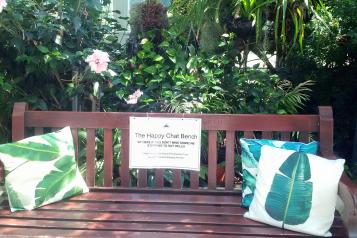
[0,188,347,237]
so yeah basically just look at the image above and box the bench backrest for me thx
[10,102,334,190]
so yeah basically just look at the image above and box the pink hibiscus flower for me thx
[126,89,144,104]
[0,0,7,13]
[85,49,110,74]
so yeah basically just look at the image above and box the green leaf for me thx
[0,133,61,161]
[34,155,78,207]
[143,66,157,75]
[199,165,208,179]
[265,152,312,227]
[6,182,24,211]
[37,46,49,54]
[153,55,164,62]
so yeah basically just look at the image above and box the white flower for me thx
[126,89,143,104]
[0,0,7,13]
[85,49,110,74]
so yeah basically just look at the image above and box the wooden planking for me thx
[0,229,245,238]
[138,169,148,188]
[243,131,255,139]
[0,210,344,229]
[71,128,79,162]
[23,110,320,132]
[104,129,113,187]
[86,129,96,187]
[0,218,341,237]
[39,202,245,215]
[318,106,334,158]
[34,127,44,135]
[172,169,181,189]
[12,102,27,141]
[120,129,130,187]
[225,131,235,190]
[155,169,164,188]
[39,201,245,215]
[190,171,199,189]
[0,206,345,238]
[208,131,217,189]
[68,191,241,205]
[0,189,347,237]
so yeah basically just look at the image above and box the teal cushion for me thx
[240,138,318,208]
[0,127,88,212]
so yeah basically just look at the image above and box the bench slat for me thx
[0,217,345,237]
[155,169,164,188]
[225,131,235,190]
[86,128,96,186]
[36,200,246,215]
[120,129,130,187]
[243,131,255,139]
[138,169,148,188]
[172,169,181,189]
[24,111,320,132]
[190,171,199,189]
[71,128,79,162]
[0,210,344,228]
[0,229,244,238]
[208,131,217,189]
[104,129,113,187]
[68,191,241,205]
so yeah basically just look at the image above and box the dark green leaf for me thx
[265,152,312,227]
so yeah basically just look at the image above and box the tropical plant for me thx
[111,29,231,114]
[0,0,126,142]
[227,69,313,114]
[170,0,326,68]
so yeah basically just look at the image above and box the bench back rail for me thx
[9,102,334,190]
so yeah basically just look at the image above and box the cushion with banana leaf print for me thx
[244,145,344,237]
[0,127,88,212]
[240,138,318,208]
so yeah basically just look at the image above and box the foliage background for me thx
[0,0,356,180]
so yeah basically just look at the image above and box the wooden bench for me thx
[0,102,356,237]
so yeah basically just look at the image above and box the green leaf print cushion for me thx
[0,127,88,212]
[240,138,318,208]
[244,146,345,237]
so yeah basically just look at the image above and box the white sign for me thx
[129,117,201,171]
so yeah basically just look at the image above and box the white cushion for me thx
[244,145,345,237]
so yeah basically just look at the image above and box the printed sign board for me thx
[129,117,201,171]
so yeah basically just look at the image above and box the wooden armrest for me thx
[339,173,357,216]
[345,215,357,238]
[339,173,357,237]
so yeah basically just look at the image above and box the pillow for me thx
[0,127,88,212]
[240,138,318,208]
[244,145,345,237]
